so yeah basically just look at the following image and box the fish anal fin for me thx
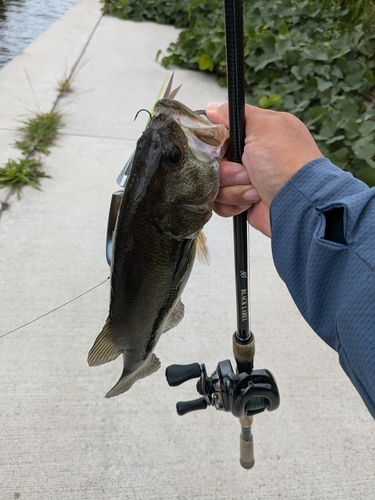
[87,317,122,367]
[105,353,161,398]
[163,299,185,333]
[196,231,210,265]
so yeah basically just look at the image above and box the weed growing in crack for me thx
[15,110,64,155]
[0,158,50,199]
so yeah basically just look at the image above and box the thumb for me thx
[205,102,229,128]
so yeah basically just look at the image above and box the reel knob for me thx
[165,363,202,387]
[176,397,208,416]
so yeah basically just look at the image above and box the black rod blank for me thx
[224,0,251,343]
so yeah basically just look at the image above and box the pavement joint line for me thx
[51,11,103,112]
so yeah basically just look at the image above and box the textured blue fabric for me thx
[270,158,375,418]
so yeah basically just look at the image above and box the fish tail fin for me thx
[105,353,161,398]
[88,316,122,366]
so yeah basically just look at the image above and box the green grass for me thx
[0,109,64,203]
[15,110,64,156]
[57,71,75,95]
[0,158,50,199]
[57,78,74,95]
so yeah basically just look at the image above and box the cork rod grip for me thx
[239,415,255,469]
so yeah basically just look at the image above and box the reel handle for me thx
[176,397,207,416]
[165,363,202,387]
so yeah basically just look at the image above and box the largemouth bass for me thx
[88,86,229,398]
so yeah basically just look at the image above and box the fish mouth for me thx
[155,98,229,163]
[182,200,214,213]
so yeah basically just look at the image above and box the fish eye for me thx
[167,145,183,165]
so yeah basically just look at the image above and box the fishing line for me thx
[0,276,110,340]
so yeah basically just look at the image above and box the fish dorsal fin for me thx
[162,72,182,100]
[163,299,185,333]
[146,73,182,128]
[105,353,161,398]
[168,84,182,100]
[196,231,210,265]
[87,317,122,366]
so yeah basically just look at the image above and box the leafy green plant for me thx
[15,110,64,156]
[322,0,375,27]
[102,0,194,26]
[0,158,50,199]
[102,0,375,185]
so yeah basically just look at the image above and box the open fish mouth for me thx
[154,98,229,164]
[116,76,228,188]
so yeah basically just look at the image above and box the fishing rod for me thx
[165,0,280,469]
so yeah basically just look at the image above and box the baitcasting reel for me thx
[166,353,279,418]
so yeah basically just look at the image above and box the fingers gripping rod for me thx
[166,0,280,469]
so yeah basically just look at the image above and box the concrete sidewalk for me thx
[0,1,374,498]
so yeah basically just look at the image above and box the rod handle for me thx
[239,416,255,469]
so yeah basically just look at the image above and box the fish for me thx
[88,77,229,398]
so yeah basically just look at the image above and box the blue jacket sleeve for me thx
[270,157,375,418]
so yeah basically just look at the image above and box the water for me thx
[0,0,78,70]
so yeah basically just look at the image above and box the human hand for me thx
[213,159,270,235]
[206,103,324,237]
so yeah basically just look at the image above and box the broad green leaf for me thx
[327,147,348,167]
[302,48,329,61]
[330,65,344,79]
[363,69,375,86]
[254,55,282,72]
[344,70,365,87]
[353,138,375,160]
[278,21,288,36]
[319,65,332,79]
[319,119,339,139]
[316,78,332,92]
[198,54,214,72]
[261,36,276,54]
[290,65,301,80]
[268,94,283,106]
[357,168,375,187]
[258,96,269,108]
[326,135,345,145]
[343,120,360,140]
[359,121,375,137]
[304,106,328,127]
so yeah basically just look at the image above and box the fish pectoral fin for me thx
[196,231,210,265]
[87,317,122,367]
[105,353,161,398]
[163,299,185,333]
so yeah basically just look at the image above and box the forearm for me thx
[270,158,375,417]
